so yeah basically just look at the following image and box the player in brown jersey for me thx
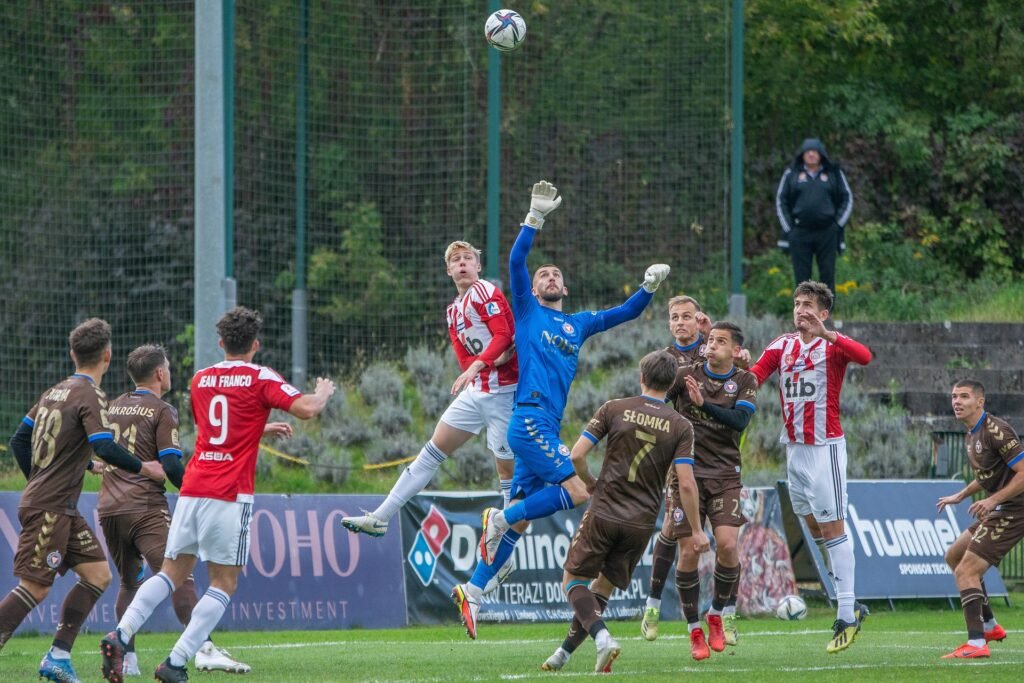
[937,380,1024,660]
[97,344,253,676]
[540,350,708,673]
[654,322,758,659]
[0,319,164,683]
[664,295,711,365]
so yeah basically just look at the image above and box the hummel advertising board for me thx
[401,488,797,626]
[779,480,1008,601]
[0,492,407,635]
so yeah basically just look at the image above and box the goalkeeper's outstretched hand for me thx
[642,264,670,293]
[523,180,562,229]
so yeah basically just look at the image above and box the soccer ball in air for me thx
[485,9,527,52]
[775,595,808,620]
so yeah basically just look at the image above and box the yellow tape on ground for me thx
[258,443,415,471]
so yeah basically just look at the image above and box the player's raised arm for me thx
[587,264,669,334]
[510,180,562,305]
[287,376,336,420]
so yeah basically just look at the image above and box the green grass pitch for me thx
[4,599,1024,681]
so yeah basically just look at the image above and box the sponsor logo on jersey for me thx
[724,380,738,394]
[783,376,818,401]
[485,302,500,316]
[407,504,451,586]
[541,330,579,356]
[198,451,234,462]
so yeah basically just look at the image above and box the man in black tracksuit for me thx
[775,138,853,297]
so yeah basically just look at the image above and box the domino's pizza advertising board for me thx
[778,480,1008,600]
[0,492,407,635]
[401,488,797,625]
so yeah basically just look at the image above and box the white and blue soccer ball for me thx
[775,594,808,620]
[485,9,527,52]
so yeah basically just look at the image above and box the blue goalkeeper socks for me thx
[503,485,573,526]
[469,530,521,590]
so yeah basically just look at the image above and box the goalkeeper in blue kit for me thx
[451,180,671,638]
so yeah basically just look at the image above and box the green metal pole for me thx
[729,0,746,317]
[223,0,235,286]
[485,0,501,282]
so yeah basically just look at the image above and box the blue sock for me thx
[469,530,521,590]
[503,486,573,525]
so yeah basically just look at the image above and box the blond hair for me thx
[444,240,482,264]
[667,295,701,313]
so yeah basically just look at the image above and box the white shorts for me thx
[786,438,848,523]
[165,495,254,566]
[440,388,515,460]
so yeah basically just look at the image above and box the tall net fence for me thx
[1,1,729,425]
[0,2,195,425]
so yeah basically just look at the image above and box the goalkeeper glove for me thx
[642,264,670,293]
[523,180,562,229]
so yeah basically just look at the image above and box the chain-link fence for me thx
[1,1,730,426]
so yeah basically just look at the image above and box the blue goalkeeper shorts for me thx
[507,406,576,500]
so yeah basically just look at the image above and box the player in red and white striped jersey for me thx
[749,281,872,654]
[343,240,518,540]
[102,307,335,683]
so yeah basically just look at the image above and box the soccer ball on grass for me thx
[484,9,526,52]
[775,594,807,620]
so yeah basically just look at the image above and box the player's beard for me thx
[540,290,563,303]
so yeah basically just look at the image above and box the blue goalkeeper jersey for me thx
[508,226,653,420]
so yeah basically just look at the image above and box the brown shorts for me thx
[967,510,1024,567]
[13,508,107,586]
[564,510,649,590]
[100,508,172,589]
[669,478,746,539]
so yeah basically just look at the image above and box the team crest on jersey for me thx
[562,322,575,335]
[798,172,808,182]
[46,551,62,569]
[557,444,570,457]
[672,507,685,523]
[485,302,500,316]
[699,344,707,357]
[976,441,983,453]
[820,173,829,182]
[724,380,738,394]
[810,348,825,363]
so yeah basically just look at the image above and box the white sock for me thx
[968,638,986,648]
[169,588,230,668]
[825,534,856,623]
[500,478,513,508]
[119,571,174,641]
[687,622,701,633]
[373,441,447,521]
[49,646,70,659]
[707,605,722,616]
[463,582,483,602]
[814,537,835,581]
[723,605,736,617]
[646,597,661,610]
[985,618,997,630]
[594,628,611,649]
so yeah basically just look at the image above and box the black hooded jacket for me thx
[775,138,853,249]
